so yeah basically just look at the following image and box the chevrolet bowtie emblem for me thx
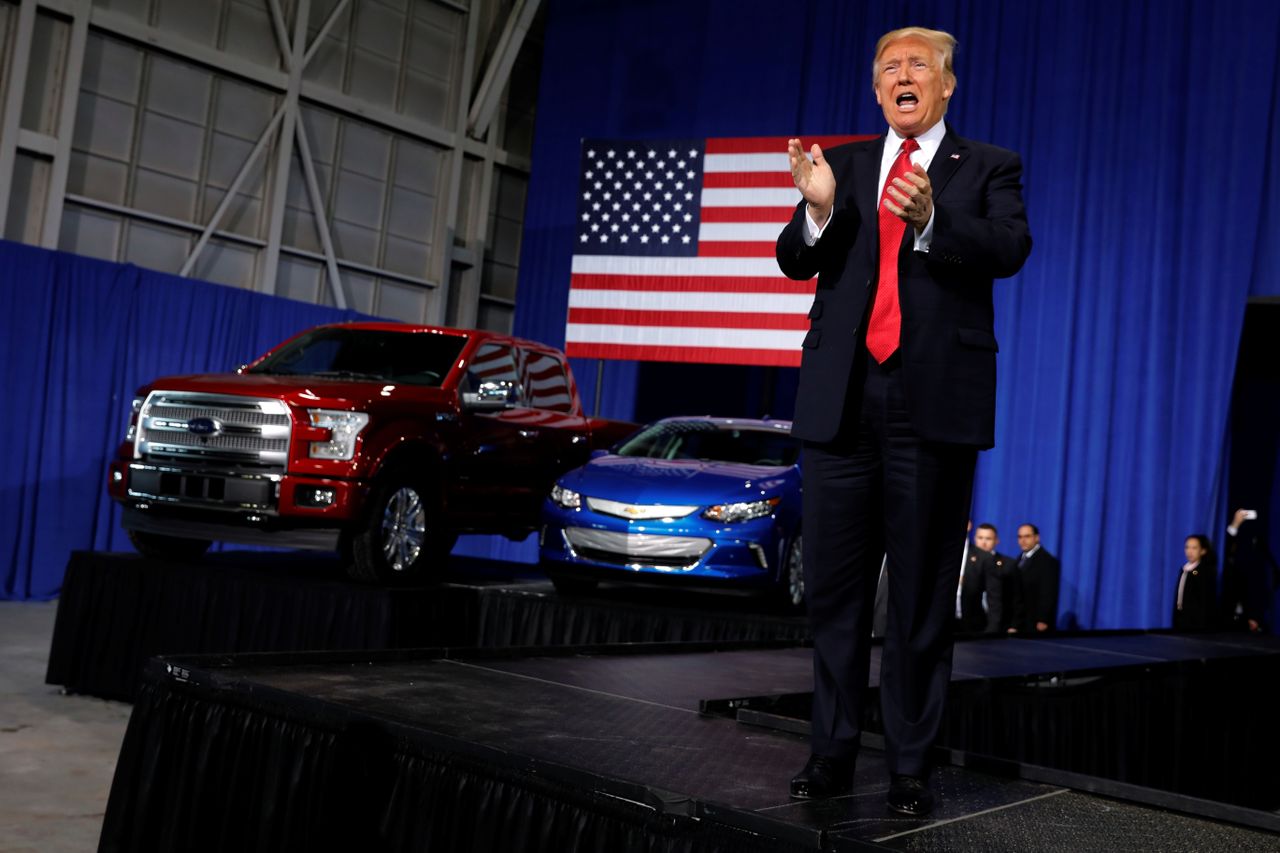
[624,506,643,515]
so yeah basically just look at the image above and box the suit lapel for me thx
[928,128,965,201]
[853,136,885,226]
[852,137,887,266]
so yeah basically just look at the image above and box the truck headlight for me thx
[307,409,370,460]
[550,484,581,509]
[126,396,143,442]
[702,497,781,523]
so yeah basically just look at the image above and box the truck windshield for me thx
[247,328,468,387]
[615,421,799,467]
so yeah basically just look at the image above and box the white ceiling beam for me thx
[466,0,540,141]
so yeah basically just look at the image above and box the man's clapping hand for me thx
[884,163,933,232]
[788,139,836,228]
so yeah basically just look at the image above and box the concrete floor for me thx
[0,601,131,853]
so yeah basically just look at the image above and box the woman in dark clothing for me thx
[1172,534,1217,631]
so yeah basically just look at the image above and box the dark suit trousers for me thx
[802,351,977,776]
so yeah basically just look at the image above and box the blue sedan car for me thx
[539,417,804,607]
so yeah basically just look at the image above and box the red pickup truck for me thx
[108,323,636,582]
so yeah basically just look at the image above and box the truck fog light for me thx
[297,486,336,508]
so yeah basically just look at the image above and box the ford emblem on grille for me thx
[187,417,222,436]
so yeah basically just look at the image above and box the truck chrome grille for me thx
[136,392,292,472]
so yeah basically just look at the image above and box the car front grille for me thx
[564,527,712,568]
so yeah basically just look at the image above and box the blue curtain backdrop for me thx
[514,0,1280,628]
[0,241,370,599]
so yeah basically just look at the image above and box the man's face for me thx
[874,36,953,137]
[1017,526,1039,552]
[974,528,997,553]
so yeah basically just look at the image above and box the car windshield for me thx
[247,328,467,387]
[615,421,799,466]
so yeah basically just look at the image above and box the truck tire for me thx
[778,533,805,612]
[347,474,454,584]
[127,529,212,562]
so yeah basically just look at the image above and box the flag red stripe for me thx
[567,308,808,330]
[700,206,795,222]
[570,274,813,293]
[565,341,801,367]
[704,135,874,154]
[696,241,778,257]
[703,172,795,188]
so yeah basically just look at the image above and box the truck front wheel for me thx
[347,476,454,584]
[127,529,212,562]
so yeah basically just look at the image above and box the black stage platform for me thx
[46,550,809,701]
[100,635,1280,852]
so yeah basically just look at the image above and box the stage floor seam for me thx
[440,658,703,715]
[871,787,1072,842]
[1040,641,1164,662]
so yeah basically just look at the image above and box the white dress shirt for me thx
[803,119,946,250]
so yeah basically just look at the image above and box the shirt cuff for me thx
[1227,525,1239,537]
[803,206,829,245]
[913,207,936,252]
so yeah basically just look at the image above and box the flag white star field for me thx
[567,136,865,367]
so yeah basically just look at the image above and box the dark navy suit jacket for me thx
[776,125,1032,448]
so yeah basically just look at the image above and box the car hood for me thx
[139,372,453,410]
[560,454,797,506]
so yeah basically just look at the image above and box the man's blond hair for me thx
[872,27,957,90]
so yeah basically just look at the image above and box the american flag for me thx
[566,136,868,367]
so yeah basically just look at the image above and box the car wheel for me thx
[781,534,805,611]
[348,476,454,584]
[127,529,212,562]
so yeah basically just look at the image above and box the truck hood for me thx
[138,372,453,410]
[558,454,798,506]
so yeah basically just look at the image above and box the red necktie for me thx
[866,137,920,363]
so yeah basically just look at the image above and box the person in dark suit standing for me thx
[973,523,1016,632]
[1171,534,1216,631]
[1012,524,1060,633]
[957,521,1002,633]
[777,26,1031,815]
[1221,508,1274,632]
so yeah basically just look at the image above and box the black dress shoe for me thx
[789,754,855,799]
[886,774,935,816]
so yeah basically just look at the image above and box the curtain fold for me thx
[515,0,1280,627]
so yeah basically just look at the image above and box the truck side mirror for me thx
[462,380,517,411]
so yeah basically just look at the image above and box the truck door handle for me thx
[518,429,539,438]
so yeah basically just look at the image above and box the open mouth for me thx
[895,92,918,109]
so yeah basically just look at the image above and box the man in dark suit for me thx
[1012,524,1060,633]
[974,523,1017,632]
[777,26,1031,815]
[957,523,1002,634]
[1221,508,1275,632]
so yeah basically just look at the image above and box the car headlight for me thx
[307,409,370,460]
[703,497,781,523]
[550,484,582,509]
